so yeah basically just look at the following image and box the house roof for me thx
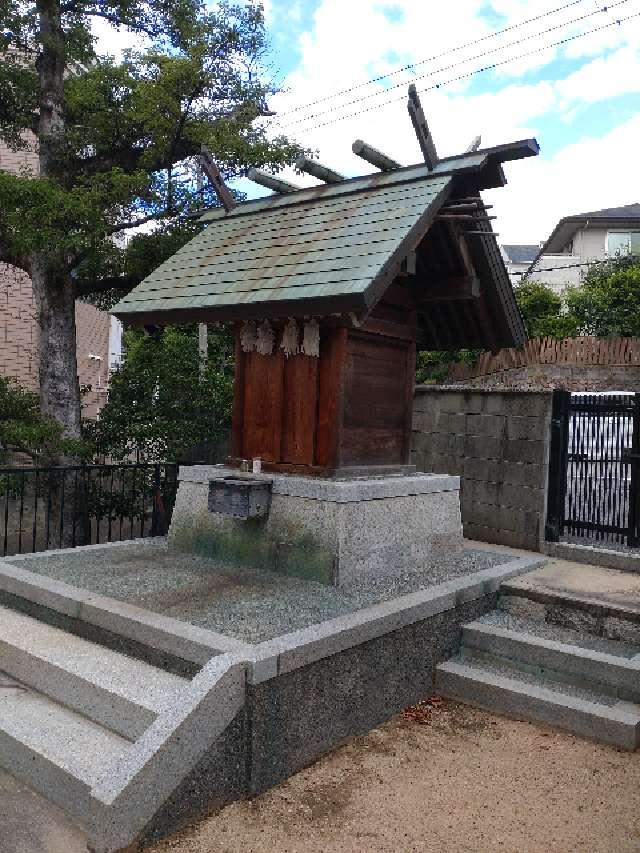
[502,244,539,265]
[541,202,640,254]
[111,139,538,350]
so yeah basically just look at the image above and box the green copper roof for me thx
[112,172,452,323]
[111,139,539,327]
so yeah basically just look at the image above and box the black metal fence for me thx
[0,463,179,558]
[546,390,640,547]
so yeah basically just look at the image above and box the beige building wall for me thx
[530,227,627,295]
[0,139,115,418]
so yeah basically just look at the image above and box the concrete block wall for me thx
[411,387,553,551]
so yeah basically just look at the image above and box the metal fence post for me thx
[628,392,640,547]
[544,389,570,542]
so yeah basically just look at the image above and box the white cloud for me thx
[262,0,640,243]
[557,46,640,106]
[486,114,640,242]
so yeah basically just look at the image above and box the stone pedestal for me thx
[168,466,463,586]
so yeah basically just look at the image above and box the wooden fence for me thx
[448,337,640,381]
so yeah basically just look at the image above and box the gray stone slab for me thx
[437,659,640,750]
[89,652,247,853]
[0,604,187,739]
[0,769,89,853]
[0,560,91,618]
[542,541,640,575]
[463,621,640,702]
[0,673,130,824]
[0,559,248,665]
[248,555,544,682]
[79,593,247,663]
[270,473,460,502]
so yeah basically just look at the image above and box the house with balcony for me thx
[524,202,640,295]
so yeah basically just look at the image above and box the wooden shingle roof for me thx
[111,140,538,328]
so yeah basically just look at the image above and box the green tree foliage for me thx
[566,254,640,337]
[87,325,234,462]
[0,0,302,442]
[0,375,85,463]
[416,349,480,384]
[514,280,578,339]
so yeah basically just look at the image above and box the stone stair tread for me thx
[0,605,187,711]
[473,610,640,660]
[0,672,131,786]
[445,651,640,713]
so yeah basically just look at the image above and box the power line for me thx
[276,0,629,131]
[284,9,640,134]
[278,0,591,119]
[512,261,596,275]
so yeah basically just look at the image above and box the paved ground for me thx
[3,547,640,852]
[507,559,640,615]
[0,770,87,853]
[7,699,638,853]
[146,698,640,853]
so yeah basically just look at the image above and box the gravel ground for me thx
[145,699,640,853]
[479,609,640,658]
[15,541,513,643]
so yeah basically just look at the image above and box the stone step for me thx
[462,618,640,703]
[499,572,640,647]
[436,655,640,750]
[0,604,188,739]
[0,672,130,816]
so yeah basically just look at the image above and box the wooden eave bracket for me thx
[407,84,438,171]
[295,155,345,184]
[247,168,299,195]
[418,275,481,302]
[398,250,417,278]
[199,145,236,213]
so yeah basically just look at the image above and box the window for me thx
[607,231,640,255]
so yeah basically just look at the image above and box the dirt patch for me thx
[147,700,640,853]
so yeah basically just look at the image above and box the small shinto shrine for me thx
[113,88,539,584]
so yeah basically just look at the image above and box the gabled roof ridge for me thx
[197,139,538,224]
[574,201,640,219]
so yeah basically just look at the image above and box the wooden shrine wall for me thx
[340,332,414,466]
[230,301,417,473]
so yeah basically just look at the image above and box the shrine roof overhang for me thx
[111,139,538,350]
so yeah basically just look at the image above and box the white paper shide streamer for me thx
[256,319,275,355]
[302,319,320,358]
[239,320,257,353]
[280,318,300,357]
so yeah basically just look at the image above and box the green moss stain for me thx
[169,515,337,585]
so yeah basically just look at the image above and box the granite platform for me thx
[168,465,464,586]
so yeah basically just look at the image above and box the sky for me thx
[252,0,640,244]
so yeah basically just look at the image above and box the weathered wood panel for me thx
[241,350,284,462]
[281,353,319,465]
[230,327,246,460]
[340,332,412,466]
[316,327,348,469]
[449,336,640,380]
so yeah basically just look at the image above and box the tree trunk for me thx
[33,0,82,445]
[31,259,82,442]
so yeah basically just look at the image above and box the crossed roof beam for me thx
[200,85,488,208]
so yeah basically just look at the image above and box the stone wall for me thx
[411,387,553,551]
[451,364,640,392]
